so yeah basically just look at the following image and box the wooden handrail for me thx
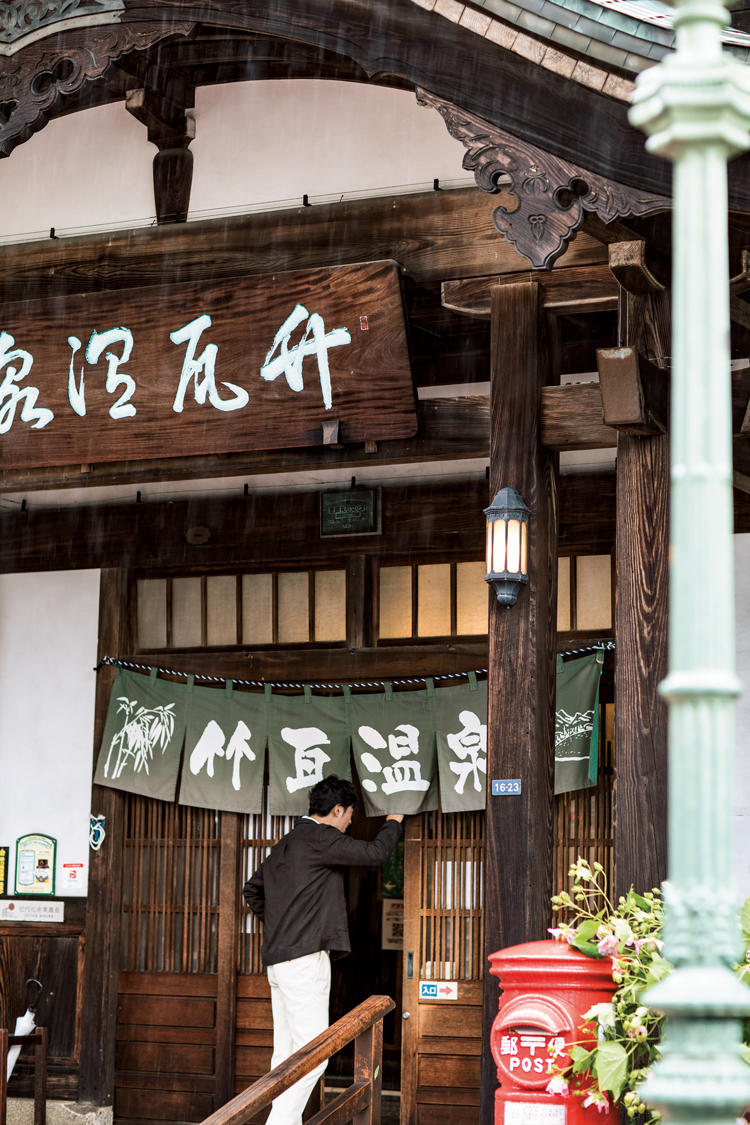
[200,994,395,1125]
[0,1027,47,1125]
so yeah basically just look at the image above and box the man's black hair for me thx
[308,775,357,816]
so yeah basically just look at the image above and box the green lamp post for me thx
[629,0,750,1119]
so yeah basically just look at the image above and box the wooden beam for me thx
[540,384,615,450]
[0,396,490,495]
[596,346,668,434]
[481,282,557,1120]
[0,474,617,575]
[441,263,616,319]
[0,188,610,303]
[9,365,749,491]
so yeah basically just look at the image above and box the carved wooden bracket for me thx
[418,89,670,270]
[0,1,124,47]
[0,21,193,158]
[126,86,196,224]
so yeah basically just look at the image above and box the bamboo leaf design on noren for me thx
[103,696,176,778]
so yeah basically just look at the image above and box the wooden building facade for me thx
[1,3,750,1125]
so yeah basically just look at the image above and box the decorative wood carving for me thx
[0,0,123,46]
[0,21,193,157]
[418,89,670,270]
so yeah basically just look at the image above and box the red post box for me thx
[489,938,618,1124]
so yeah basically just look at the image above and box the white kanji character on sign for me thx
[190,719,256,791]
[0,332,54,433]
[500,1036,519,1056]
[171,314,250,413]
[260,303,351,410]
[446,709,487,795]
[283,726,331,794]
[357,723,430,795]
[68,327,137,419]
[225,721,256,791]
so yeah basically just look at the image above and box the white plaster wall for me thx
[735,533,750,898]
[0,570,100,896]
[0,79,470,241]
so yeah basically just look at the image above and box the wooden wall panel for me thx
[116,1043,214,1076]
[234,974,273,1087]
[0,933,83,1100]
[115,972,218,1125]
[233,975,273,1125]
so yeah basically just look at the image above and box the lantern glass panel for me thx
[492,519,506,574]
[520,521,528,576]
[507,519,521,574]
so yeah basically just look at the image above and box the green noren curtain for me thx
[94,668,189,801]
[554,651,603,795]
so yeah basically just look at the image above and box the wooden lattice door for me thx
[400,810,485,1125]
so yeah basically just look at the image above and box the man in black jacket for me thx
[243,775,403,1125]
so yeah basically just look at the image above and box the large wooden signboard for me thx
[0,259,416,469]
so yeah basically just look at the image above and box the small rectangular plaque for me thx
[321,488,380,536]
[419,980,458,1000]
[0,846,7,895]
[0,900,64,923]
[492,779,522,795]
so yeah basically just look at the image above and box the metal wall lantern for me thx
[484,488,530,606]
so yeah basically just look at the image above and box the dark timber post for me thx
[79,568,129,1105]
[612,289,670,900]
[613,432,669,897]
[480,282,558,1124]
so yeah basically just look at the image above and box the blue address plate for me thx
[491,779,522,795]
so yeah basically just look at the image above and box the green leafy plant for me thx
[547,859,750,1122]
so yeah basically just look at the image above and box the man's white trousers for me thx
[266,950,331,1125]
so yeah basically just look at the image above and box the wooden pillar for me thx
[613,444,669,898]
[79,569,129,1105]
[612,290,670,900]
[480,282,558,1123]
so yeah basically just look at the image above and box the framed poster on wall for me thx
[14,833,56,896]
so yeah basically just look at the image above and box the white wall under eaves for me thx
[0,78,471,243]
